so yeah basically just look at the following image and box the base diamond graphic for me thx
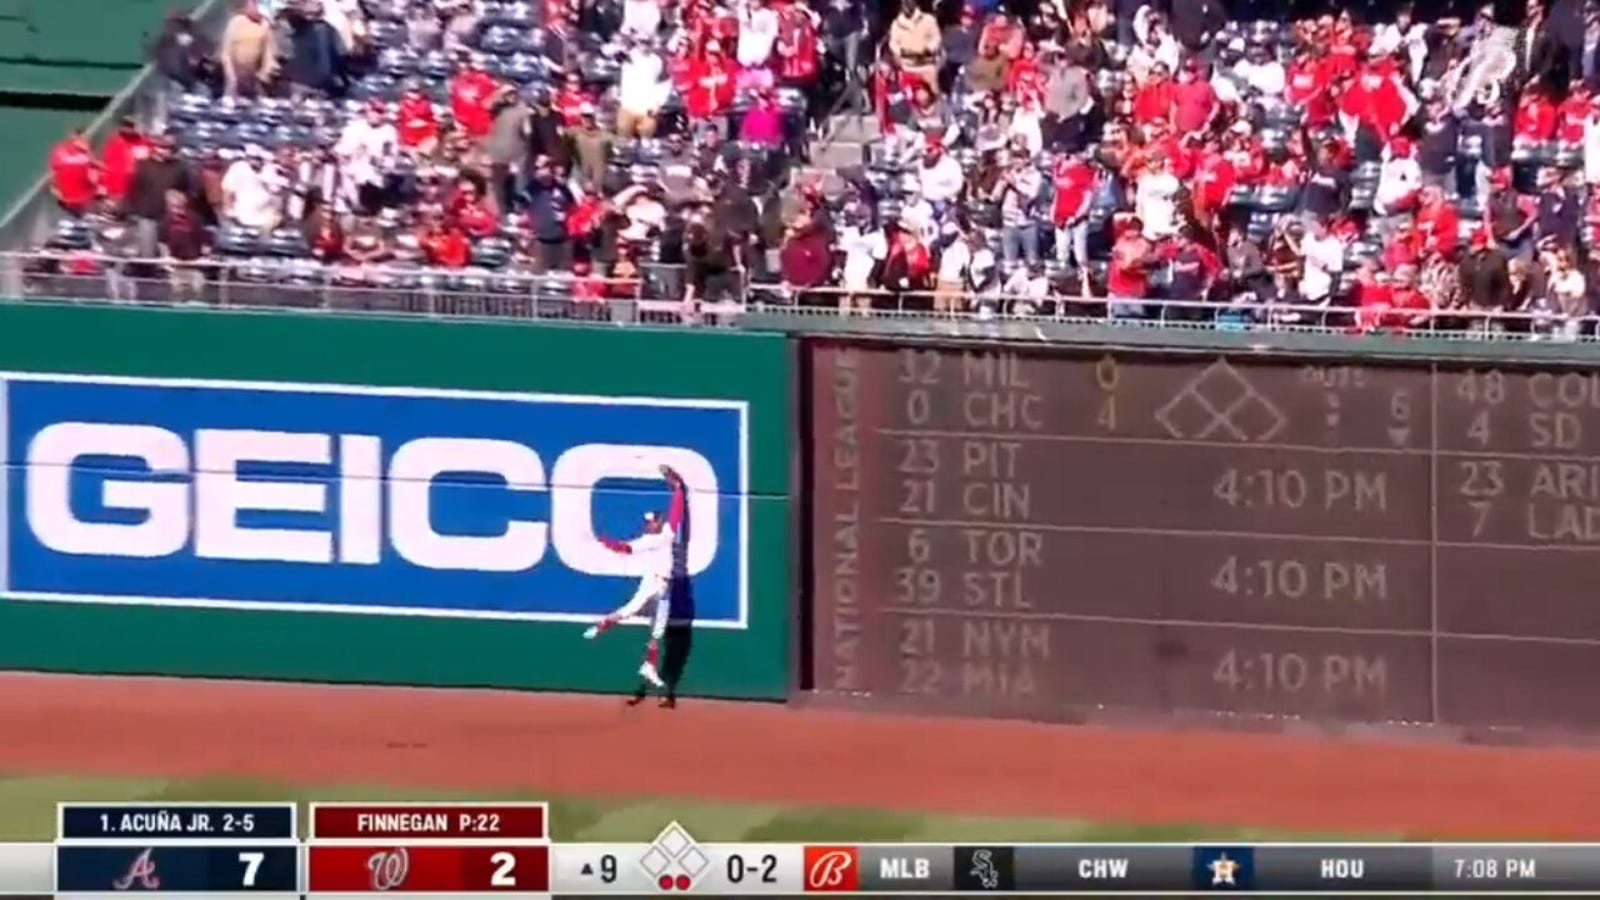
[639,846,672,878]
[655,823,692,858]
[678,846,711,878]
[1154,359,1286,442]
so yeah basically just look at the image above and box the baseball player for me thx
[582,464,686,704]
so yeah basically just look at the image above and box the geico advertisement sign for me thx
[4,374,749,626]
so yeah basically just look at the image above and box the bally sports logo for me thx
[803,846,859,892]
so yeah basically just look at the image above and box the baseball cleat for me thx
[639,661,665,688]
[626,686,648,706]
[659,695,677,709]
[582,625,600,639]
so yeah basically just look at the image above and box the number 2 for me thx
[239,852,264,888]
[491,851,516,887]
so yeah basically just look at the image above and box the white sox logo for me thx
[112,848,161,890]
[807,851,854,888]
[367,848,411,891]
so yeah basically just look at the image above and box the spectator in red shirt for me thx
[99,118,148,206]
[1172,58,1218,136]
[1133,64,1176,128]
[1191,138,1236,226]
[397,85,439,153]
[452,180,499,237]
[1558,86,1589,143]
[779,210,833,306]
[421,216,471,267]
[1221,120,1266,184]
[775,0,820,87]
[1284,49,1336,127]
[1381,221,1422,272]
[1005,42,1046,104]
[1108,217,1155,317]
[570,259,607,303]
[553,71,593,128]
[684,40,738,121]
[1414,185,1460,257]
[1052,151,1096,294]
[450,57,498,140]
[50,129,98,215]
[1353,259,1394,331]
[1515,82,1559,142]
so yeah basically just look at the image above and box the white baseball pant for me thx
[610,576,672,641]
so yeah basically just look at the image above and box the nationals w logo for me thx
[367,848,411,891]
[111,848,161,890]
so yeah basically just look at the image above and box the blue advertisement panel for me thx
[3,373,749,627]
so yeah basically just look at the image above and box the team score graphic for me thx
[57,844,299,893]
[803,846,860,892]
[596,854,618,883]
[312,844,552,892]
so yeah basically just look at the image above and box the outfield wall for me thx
[0,304,792,699]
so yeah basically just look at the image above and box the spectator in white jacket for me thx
[1584,95,1600,189]
[1375,137,1422,218]
[617,40,669,138]
[1299,219,1346,306]
[620,0,662,40]
[334,101,397,214]
[737,0,780,68]
[917,137,965,207]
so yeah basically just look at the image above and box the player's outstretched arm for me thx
[660,465,686,531]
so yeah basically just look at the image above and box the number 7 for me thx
[239,851,264,887]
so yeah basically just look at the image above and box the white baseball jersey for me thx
[628,524,678,581]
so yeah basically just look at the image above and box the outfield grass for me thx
[0,775,1396,843]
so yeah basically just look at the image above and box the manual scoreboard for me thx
[0,803,1588,895]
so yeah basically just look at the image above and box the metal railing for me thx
[5,248,1595,344]
[0,0,228,252]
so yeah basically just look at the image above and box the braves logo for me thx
[111,848,161,890]
[804,848,857,891]
[366,848,411,892]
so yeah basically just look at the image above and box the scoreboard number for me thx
[726,854,779,884]
[239,851,264,887]
[490,850,516,886]
[599,854,618,883]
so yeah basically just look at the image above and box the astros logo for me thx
[803,846,860,892]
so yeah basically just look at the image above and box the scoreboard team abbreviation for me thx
[0,806,1588,895]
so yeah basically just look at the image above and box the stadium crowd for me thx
[33,0,1600,334]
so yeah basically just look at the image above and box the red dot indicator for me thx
[675,874,692,890]
[658,875,674,890]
